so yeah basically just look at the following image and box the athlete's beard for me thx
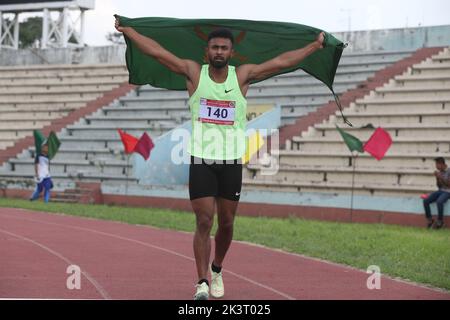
[210,57,229,69]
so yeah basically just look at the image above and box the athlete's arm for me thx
[115,17,200,92]
[237,32,325,85]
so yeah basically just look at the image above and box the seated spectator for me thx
[423,157,450,229]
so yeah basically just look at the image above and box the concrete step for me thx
[0,84,118,94]
[102,107,191,119]
[0,102,85,111]
[246,163,432,182]
[257,70,378,86]
[0,119,53,129]
[242,178,433,197]
[0,78,127,88]
[84,115,179,127]
[0,92,102,102]
[277,151,445,169]
[0,96,96,105]
[333,112,450,125]
[288,137,450,154]
[64,125,172,139]
[0,73,128,84]
[356,96,450,105]
[137,82,356,98]
[0,63,126,72]
[0,171,138,184]
[374,87,450,99]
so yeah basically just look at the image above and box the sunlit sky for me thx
[12,0,450,46]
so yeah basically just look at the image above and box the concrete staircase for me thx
[0,50,418,195]
[243,47,450,198]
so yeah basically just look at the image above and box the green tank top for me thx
[188,65,247,160]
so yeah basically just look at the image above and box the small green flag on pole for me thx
[33,130,46,157]
[47,131,61,160]
[336,126,364,153]
[33,130,61,160]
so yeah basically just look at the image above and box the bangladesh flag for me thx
[117,15,345,95]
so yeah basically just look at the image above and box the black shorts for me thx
[189,156,243,202]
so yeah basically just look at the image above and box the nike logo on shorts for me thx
[235,192,241,196]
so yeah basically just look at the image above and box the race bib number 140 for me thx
[199,98,236,125]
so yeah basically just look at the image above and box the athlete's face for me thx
[207,38,234,69]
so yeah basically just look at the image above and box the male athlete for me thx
[115,17,324,300]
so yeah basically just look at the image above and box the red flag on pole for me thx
[118,129,139,154]
[134,132,155,161]
[363,127,393,161]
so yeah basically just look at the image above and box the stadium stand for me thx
[0,63,128,150]
[0,50,416,196]
[243,47,450,198]
[136,50,415,126]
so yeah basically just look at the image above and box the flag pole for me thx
[350,152,358,223]
[125,154,130,197]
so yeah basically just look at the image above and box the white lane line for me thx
[0,212,296,300]
[0,228,111,300]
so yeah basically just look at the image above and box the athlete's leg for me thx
[213,198,239,267]
[213,159,242,267]
[191,197,216,281]
[189,156,219,282]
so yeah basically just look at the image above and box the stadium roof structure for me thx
[0,0,95,49]
[0,1,94,12]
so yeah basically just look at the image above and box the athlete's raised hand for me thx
[316,32,325,49]
[114,15,125,33]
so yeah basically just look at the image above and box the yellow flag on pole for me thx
[242,131,265,164]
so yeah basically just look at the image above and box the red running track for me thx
[0,208,449,300]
